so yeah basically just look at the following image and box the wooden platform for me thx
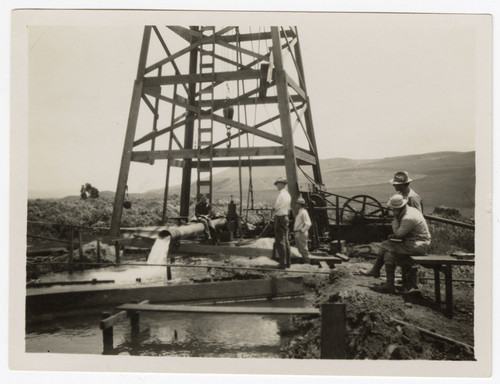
[115,303,320,315]
[26,276,305,317]
[410,254,474,318]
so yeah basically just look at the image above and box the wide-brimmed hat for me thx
[274,177,287,185]
[390,171,412,185]
[387,194,408,209]
[296,197,306,205]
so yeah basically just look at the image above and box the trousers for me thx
[274,215,291,266]
[294,231,310,262]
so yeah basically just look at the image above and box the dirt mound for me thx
[281,265,475,360]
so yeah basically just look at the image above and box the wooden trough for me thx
[100,301,346,359]
[26,276,306,318]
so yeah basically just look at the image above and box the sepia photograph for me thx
[6,5,496,382]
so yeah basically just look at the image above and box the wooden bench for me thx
[410,255,474,318]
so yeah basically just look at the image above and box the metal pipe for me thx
[123,218,227,241]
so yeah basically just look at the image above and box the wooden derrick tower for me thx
[110,26,323,236]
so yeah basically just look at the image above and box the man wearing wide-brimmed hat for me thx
[390,171,422,212]
[273,177,291,268]
[372,193,431,294]
[363,171,423,279]
[293,196,312,264]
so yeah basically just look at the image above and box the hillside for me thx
[161,151,475,216]
[44,151,475,217]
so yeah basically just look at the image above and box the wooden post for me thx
[78,227,84,260]
[270,276,278,299]
[110,26,152,237]
[166,265,172,281]
[433,267,441,307]
[443,265,453,318]
[320,303,346,359]
[271,27,300,217]
[101,312,114,354]
[115,241,121,264]
[293,28,323,185]
[68,226,74,274]
[97,239,101,263]
[130,310,141,346]
[179,27,199,217]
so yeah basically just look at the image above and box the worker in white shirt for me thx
[294,196,312,263]
[273,177,291,268]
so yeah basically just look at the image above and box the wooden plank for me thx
[285,73,307,100]
[198,95,303,107]
[145,39,204,74]
[215,39,268,62]
[308,255,342,264]
[193,158,311,168]
[217,29,296,43]
[132,146,286,161]
[27,277,305,315]
[116,303,319,315]
[100,300,150,330]
[211,114,283,145]
[410,255,475,266]
[319,261,330,269]
[167,26,203,42]
[294,148,317,165]
[27,280,115,288]
[177,242,273,258]
[334,253,350,262]
[143,89,200,114]
[143,70,261,86]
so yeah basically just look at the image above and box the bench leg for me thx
[433,267,441,307]
[443,265,453,318]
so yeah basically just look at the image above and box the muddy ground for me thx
[278,255,475,360]
[187,252,474,360]
[27,240,475,360]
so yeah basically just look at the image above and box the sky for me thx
[25,12,486,198]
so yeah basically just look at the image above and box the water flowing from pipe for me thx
[147,236,171,265]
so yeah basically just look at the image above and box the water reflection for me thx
[26,298,302,357]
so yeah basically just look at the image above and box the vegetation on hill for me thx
[27,196,474,254]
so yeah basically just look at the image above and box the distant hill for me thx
[154,151,475,216]
[34,151,475,217]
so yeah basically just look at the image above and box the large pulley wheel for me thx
[340,194,386,224]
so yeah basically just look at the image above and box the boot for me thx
[399,265,410,289]
[373,263,395,293]
[406,266,420,294]
[362,254,384,278]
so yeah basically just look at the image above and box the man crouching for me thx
[373,194,431,294]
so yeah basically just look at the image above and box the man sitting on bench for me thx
[373,194,431,294]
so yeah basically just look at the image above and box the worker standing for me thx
[294,196,312,264]
[273,177,291,269]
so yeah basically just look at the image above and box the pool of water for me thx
[25,297,304,358]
